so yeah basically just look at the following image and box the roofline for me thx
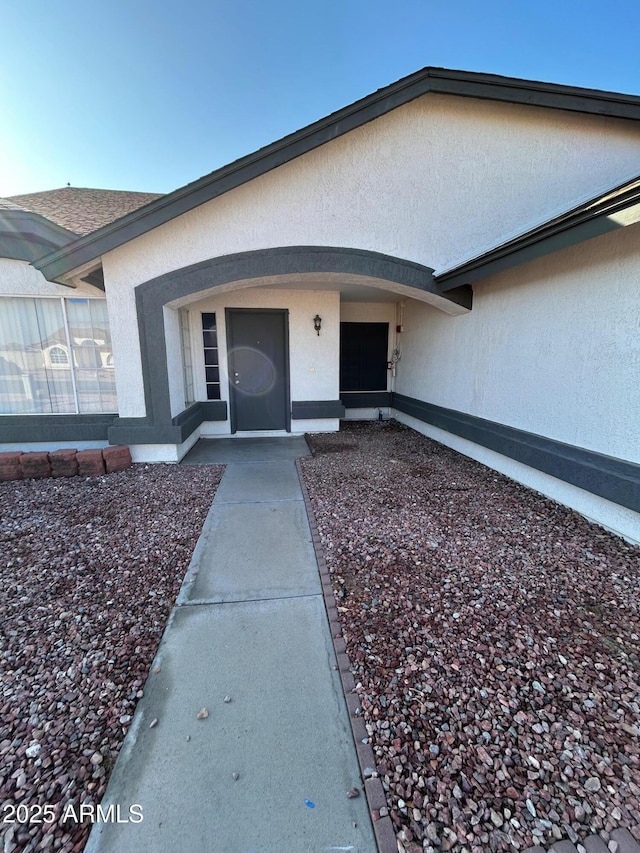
[435,173,640,288]
[33,66,640,282]
[0,208,78,267]
[0,208,78,243]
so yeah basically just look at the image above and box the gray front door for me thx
[226,309,290,432]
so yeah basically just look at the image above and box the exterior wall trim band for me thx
[0,413,117,443]
[392,393,640,513]
[291,400,345,419]
[341,391,392,408]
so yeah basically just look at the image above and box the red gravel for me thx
[300,421,640,853]
[0,463,222,853]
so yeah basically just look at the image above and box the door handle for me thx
[234,380,240,384]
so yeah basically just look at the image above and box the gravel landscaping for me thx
[0,463,222,853]
[300,421,640,853]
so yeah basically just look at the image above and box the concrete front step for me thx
[524,828,640,853]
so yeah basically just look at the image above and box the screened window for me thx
[201,313,220,400]
[0,297,117,415]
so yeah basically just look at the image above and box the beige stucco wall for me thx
[0,257,101,298]
[104,94,640,284]
[340,301,397,329]
[395,223,640,464]
[101,93,640,418]
[164,305,184,419]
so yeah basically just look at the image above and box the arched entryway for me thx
[107,246,471,449]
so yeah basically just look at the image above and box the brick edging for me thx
[295,456,397,853]
[0,446,132,481]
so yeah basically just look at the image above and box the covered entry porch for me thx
[107,246,470,461]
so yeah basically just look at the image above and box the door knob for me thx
[234,380,240,384]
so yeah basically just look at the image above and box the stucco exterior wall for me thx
[102,275,141,416]
[101,93,640,418]
[339,301,397,328]
[395,223,640,465]
[180,287,340,430]
[164,306,184,419]
[104,95,640,286]
[0,257,101,298]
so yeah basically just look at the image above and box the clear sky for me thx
[1,0,639,197]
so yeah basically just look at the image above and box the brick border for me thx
[295,456,397,853]
[0,446,132,481]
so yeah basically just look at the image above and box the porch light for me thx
[313,314,322,335]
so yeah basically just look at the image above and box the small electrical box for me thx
[396,324,403,333]
[387,361,393,369]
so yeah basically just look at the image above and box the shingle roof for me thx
[0,198,25,211]
[8,187,163,236]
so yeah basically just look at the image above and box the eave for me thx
[435,173,640,289]
[32,66,640,283]
[0,208,78,279]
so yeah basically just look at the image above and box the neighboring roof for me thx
[435,171,640,288]
[9,187,162,236]
[33,66,640,283]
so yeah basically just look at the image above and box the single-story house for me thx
[1,67,639,542]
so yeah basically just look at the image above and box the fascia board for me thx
[33,67,640,282]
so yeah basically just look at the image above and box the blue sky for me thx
[1,0,639,197]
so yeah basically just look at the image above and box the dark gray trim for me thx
[0,234,61,264]
[392,393,640,513]
[0,209,77,245]
[341,391,392,408]
[172,404,204,442]
[172,401,228,440]
[140,246,470,311]
[0,413,116,443]
[107,417,183,445]
[437,174,640,288]
[34,66,640,282]
[0,209,77,267]
[291,400,346,419]
[131,246,469,444]
[107,401,228,445]
[80,267,105,290]
[199,401,228,421]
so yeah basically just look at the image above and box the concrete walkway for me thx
[86,438,376,853]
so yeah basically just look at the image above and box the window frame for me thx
[0,294,115,415]
[201,312,221,401]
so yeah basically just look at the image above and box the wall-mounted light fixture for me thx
[313,314,322,335]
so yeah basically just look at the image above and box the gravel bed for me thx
[0,463,223,852]
[300,421,640,853]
